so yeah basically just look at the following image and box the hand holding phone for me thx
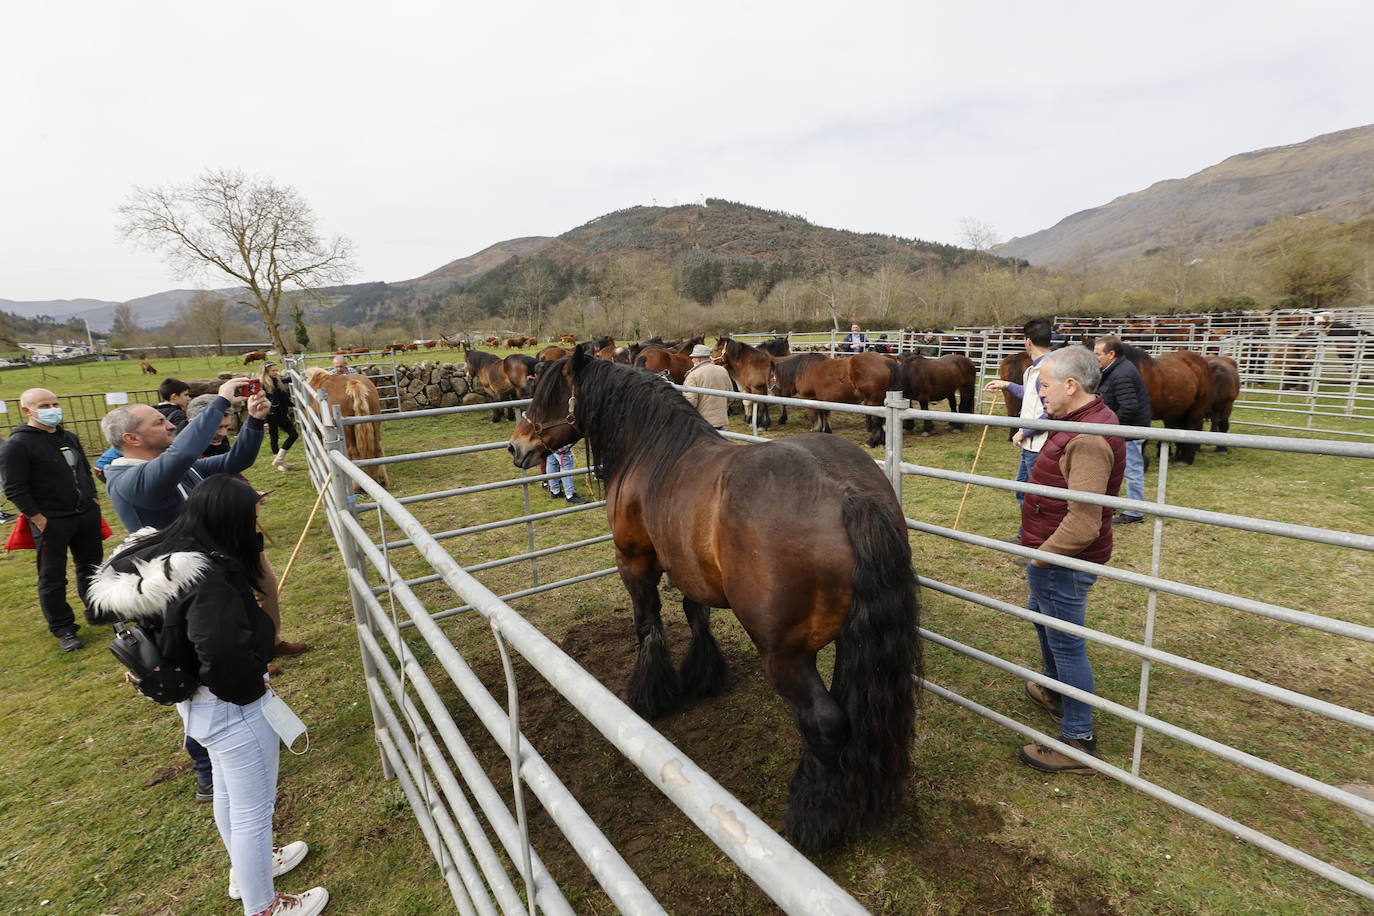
[240,379,262,396]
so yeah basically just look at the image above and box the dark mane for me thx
[1119,342,1151,368]
[771,352,824,388]
[568,356,718,482]
[758,336,790,357]
[464,348,500,370]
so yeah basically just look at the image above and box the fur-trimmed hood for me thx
[86,528,212,623]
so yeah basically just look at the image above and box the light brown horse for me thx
[712,335,786,428]
[769,352,896,447]
[895,354,977,435]
[303,368,388,488]
[507,351,918,852]
[1206,355,1241,452]
[1120,344,1214,465]
[634,346,693,384]
[464,348,536,421]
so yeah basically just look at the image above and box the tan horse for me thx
[304,368,388,488]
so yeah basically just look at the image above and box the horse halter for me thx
[529,393,579,451]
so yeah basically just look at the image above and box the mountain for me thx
[1,297,119,323]
[998,124,1374,266]
[322,199,986,325]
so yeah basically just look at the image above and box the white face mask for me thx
[261,690,309,754]
[35,407,63,427]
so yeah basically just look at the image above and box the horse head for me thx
[509,352,582,468]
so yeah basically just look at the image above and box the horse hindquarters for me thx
[827,495,917,838]
[781,494,917,851]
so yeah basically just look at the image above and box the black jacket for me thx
[265,382,293,418]
[154,402,189,431]
[87,533,274,705]
[1098,356,1152,430]
[1,423,98,518]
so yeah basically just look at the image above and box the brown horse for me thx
[303,368,388,488]
[712,335,786,429]
[535,345,570,363]
[895,354,977,435]
[242,351,268,365]
[464,348,536,421]
[634,347,693,384]
[769,352,896,447]
[1206,356,1241,452]
[507,351,919,852]
[998,351,1032,442]
[138,360,157,375]
[757,336,790,358]
[1120,344,1213,464]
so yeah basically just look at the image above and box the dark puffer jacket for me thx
[86,532,274,705]
[1097,356,1152,431]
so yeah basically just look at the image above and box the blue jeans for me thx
[179,690,279,915]
[1014,446,1039,506]
[545,448,575,497]
[1122,439,1145,517]
[1027,564,1098,740]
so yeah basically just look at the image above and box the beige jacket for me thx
[682,361,733,428]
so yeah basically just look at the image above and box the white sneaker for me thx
[229,841,310,899]
[266,888,329,914]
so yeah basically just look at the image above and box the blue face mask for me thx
[35,407,63,427]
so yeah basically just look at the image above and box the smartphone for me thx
[240,379,262,396]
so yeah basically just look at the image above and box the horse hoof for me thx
[920,431,932,438]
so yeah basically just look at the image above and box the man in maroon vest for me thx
[1018,345,1125,774]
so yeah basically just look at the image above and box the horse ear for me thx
[571,345,590,374]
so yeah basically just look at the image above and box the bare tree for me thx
[958,217,1001,255]
[117,169,355,355]
[180,290,232,355]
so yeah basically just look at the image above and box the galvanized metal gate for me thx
[290,358,1374,910]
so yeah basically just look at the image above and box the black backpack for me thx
[109,621,200,705]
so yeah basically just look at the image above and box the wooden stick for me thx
[277,473,331,594]
[952,388,996,533]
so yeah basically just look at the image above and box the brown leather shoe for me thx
[1025,680,1063,723]
[1018,736,1099,775]
[274,640,311,658]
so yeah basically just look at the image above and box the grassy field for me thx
[1,357,1372,914]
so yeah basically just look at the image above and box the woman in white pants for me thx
[88,476,327,915]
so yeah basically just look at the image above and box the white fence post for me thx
[884,389,909,499]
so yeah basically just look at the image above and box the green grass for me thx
[1,363,1372,914]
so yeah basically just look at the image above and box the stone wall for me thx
[386,361,475,411]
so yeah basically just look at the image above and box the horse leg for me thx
[865,412,885,449]
[820,409,832,434]
[920,401,934,436]
[808,407,822,433]
[763,651,851,852]
[679,597,727,698]
[777,403,788,425]
[618,553,681,718]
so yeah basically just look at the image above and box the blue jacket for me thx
[104,396,265,532]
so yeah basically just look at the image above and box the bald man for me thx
[1,388,102,651]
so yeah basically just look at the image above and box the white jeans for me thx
[179,689,279,915]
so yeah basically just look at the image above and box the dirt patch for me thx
[442,607,1125,913]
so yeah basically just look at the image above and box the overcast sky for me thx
[3,0,1370,303]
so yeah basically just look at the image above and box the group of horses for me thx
[998,344,1239,465]
[464,333,981,452]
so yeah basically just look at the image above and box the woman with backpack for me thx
[87,476,327,916]
[259,362,298,471]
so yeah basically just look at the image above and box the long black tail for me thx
[830,492,920,835]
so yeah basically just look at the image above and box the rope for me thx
[276,472,331,594]
[951,386,999,532]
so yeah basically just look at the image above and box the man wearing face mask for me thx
[1,388,103,652]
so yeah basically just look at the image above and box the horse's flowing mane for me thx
[556,357,719,482]
[771,352,824,388]
[1119,342,1153,368]
[464,349,501,370]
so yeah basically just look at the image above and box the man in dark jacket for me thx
[153,378,192,431]
[1094,336,1152,524]
[1017,346,1125,775]
[1,388,103,652]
